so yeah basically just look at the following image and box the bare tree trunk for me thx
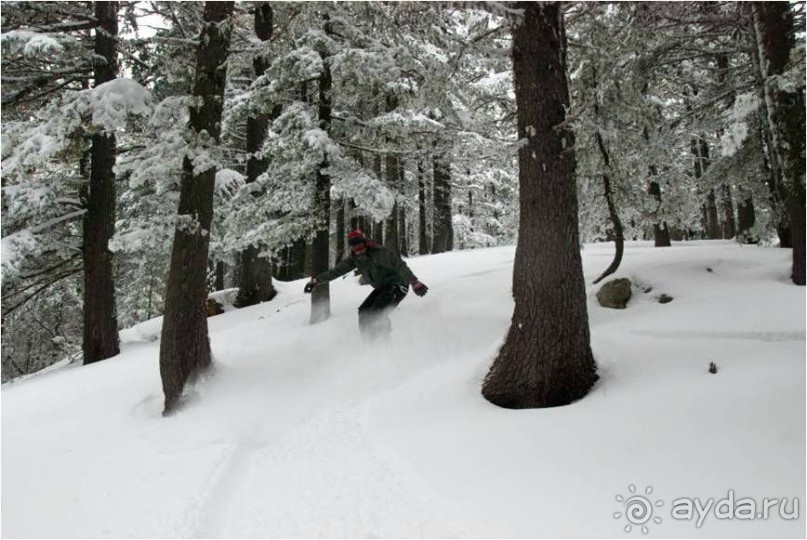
[648,179,671,247]
[752,2,805,285]
[702,189,720,239]
[371,151,384,243]
[83,1,120,365]
[335,199,346,262]
[690,134,720,239]
[384,93,400,256]
[418,159,429,254]
[310,15,333,323]
[159,1,234,415]
[214,261,225,291]
[432,152,452,254]
[737,191,756,242]
[400,206,408,257]
[719,184,736,239]
[591,65,623,284]
[482,3,597,409]
[234,3,277,308]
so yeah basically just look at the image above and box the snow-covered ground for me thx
[2,241,804,538]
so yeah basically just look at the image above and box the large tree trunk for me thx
[83,1,120,365]
[234,3,277,308]
[752,2,805,285]
[310,18,333,324]
[482,3,597,409]
[418,159,429,254]
[159,1,234,415]
[432,151,452,254]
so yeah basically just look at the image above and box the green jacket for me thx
[315,245,416,289]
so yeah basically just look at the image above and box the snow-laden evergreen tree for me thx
[159,1,235,415]
[2,1,152,373]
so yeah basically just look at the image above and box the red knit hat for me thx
[347,229,366,246]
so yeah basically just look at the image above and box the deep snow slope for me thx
[2,241,805,538]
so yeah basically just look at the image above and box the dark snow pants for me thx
[357,283,409,342]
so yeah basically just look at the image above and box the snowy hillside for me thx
[2,241,804,538]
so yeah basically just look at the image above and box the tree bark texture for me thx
[234,3,277,308]
[482,3,597,409]
[418,159,429,254]
[310,22,332,324]
[159,1,234,414]
[752,2,805,284]
[592,130,624,284]
[400,206,408,257]
[384,93,401,257]
[432,153,452,254]
[648,179,671,247]
[719,184,736,239]
[737,192,756,242]
[83,0,120,365]
[591,66,623,284]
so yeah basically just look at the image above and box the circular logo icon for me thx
[614,484,663,534]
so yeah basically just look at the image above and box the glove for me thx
[304,279,316,293]
[410,279,428,297]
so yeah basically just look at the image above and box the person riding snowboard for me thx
[304,229,428,341]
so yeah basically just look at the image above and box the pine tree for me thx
[751,2,805,285]
[159,1,235,414]
[83,1,120,365]
[233,2,278,309]
[482,3,597,409]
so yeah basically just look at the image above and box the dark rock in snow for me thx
[596,278,632,309]
[657,294,674,304]
[709,361,718,374]
[206,298,225,317]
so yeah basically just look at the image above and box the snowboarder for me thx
[304,229,428,341]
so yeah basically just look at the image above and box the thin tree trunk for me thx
[690,134,720,239]
[648,178,671,247]
[159,1,234,415]
[310,16,333,323]
[83,0,120,365]
[336,199,346,263]
[702,189,720,239]
[593,131,624,284]
[418,159,428,254]
[214,260,225,291]
[591,65,623,284]
[737,192,756,242]
[400,205,408,257]
[643,123,670,247]
[384,93,400,256]
[482,3,597,409]
[234,3,277,308]
[371,151,384,243]
[432,152,452,254]
[719,184,736,239]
